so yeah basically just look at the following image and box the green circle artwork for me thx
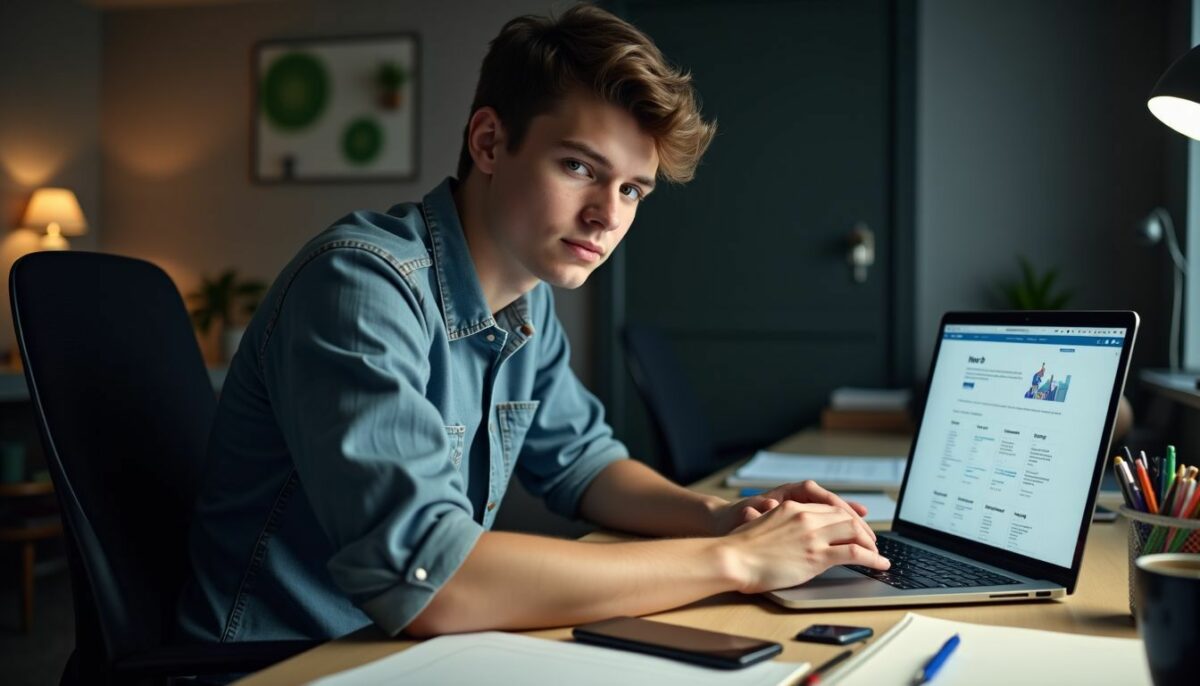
[342,118,384,165]
[261,52,329,131]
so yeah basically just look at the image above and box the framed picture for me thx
[252,33,420,183]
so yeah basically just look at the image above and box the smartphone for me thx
[795,624,873,645]
[572,616,782,669]
[1093,505,1118,523]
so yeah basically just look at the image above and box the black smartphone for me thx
[572,616,782,669]
[794,624,873,645]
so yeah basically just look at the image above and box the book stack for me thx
[820,387,913,433]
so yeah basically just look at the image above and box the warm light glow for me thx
[40,223,70,251]
[22,187,88,236]
[0,132,70,187]
[0,228,46,350]
[104,88,233,179]
[1148,95,1200,141]
[0,148,62,187]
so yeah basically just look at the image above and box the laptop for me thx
[768,310,1139,610]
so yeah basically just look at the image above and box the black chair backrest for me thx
[621,324,718,485]
[10,251,216,663]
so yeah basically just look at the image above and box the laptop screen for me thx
[897,323,1128,568]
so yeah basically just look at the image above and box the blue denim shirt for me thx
[177,178,628,642]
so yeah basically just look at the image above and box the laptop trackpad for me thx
[804,565,884,589]
[774,565,900,601]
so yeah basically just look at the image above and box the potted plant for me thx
[376,61,409,110]
[996,255,1073,310]
[188,269,267,362]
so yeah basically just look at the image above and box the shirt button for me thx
[413,567,428,582]
[485,333,496,342]
[520,323,535,337]
[487,502,497,511]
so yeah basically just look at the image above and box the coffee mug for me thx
[1134,553,1200,686]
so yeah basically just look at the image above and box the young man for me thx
[178,5,888,646]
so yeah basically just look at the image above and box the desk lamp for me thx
[22,187,88,251]
[1147,45,1200,371]
[1137,208,1187,370]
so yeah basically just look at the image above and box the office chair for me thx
[621,324,764,485]
[10,252,316,685]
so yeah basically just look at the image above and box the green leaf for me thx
[997,256,1072,310]
[188,269,267,333]
[235,281,267,297]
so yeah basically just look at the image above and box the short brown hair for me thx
[456,4,715,184]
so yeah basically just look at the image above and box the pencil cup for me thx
[1120,506,1200,612]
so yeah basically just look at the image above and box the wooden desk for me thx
[235,429,1135,685]
[0,480,62,633]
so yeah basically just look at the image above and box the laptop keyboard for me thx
[845,537,1019,590]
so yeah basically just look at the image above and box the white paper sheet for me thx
[824,613,1151,686]
[727,452,906,490]
[307,631,809,686]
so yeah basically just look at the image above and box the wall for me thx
[99,0,593,535]
[0,0,102,354]
[916,0,1175,381]
[3,0,1187,531]
[99,0,592,377]
[10,0,1180,416]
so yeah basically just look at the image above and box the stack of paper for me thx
[824,613,1151,686]
[727,452,906,490]
[308,631,809,686]
[830,492,897,523]
[830,387,912,411]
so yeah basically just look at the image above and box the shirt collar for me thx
[420,177,533,342]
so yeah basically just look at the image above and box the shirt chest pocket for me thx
[444,424,466,468]
[495,401,540,471]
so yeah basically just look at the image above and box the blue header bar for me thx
[943,332,1124,347]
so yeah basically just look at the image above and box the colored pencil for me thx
[1135,459,1159,514]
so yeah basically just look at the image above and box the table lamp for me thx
[22,187,88,251]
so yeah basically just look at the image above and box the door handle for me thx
[847,222,875,283]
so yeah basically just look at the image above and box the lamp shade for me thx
[22,187,88,236]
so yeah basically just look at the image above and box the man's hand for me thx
[721,500,890,594]
[710,480,876,545]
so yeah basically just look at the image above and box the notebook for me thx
[307,631,809,686]
[824,613,1150,685]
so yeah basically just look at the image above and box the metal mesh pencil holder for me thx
[1120,505,1200,612]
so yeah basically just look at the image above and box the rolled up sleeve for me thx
[263,247,482,636]
[514,285,629,519]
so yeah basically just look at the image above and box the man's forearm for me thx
[406,493,892,637]
[578,459,728,537]
[405,530,738,636]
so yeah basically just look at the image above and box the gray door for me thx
[596,0,914,466]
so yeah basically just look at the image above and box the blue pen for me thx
[911,633,959,685]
